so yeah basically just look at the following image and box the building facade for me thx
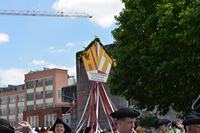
[0,84,25,128]
[0,68,72,132]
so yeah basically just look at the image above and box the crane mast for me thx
[0,9,92,18]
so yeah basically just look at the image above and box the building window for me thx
[16,85,24,90]
[18,118,23,123]
[46,90,53,98]
[10,119,16,127]
[10,96,16,103]
[10,108,15,115]
[36,79,43,87]
[45,77,53,85]
[18,107,24,114]
[27,93,34,100]
[46,103,53,109]
[1,98,7,104]
[44,114,57,126]
[36,104,43,110]
[27,81,34,89]
[27,116,38,128]
[18,95,24,102]
[27,105,34,111]
[36,92,43,99]
[1,109,7,116]
[58,90,62,97]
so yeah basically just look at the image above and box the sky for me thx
[0,0,124,87]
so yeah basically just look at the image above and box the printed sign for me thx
[81,41,113,83]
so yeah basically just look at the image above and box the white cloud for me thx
[52,0,124,28]
[50,49,66,53]
[47,47,54,50]
[66,42,75,47]
[47,46,69,53]
[0,33,9,43]
[0,68,28,86]
[0,64,76,86]
[45,64,76,77]
[83,41,90,47]
[31,60,49,65]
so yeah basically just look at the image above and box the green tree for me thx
[139,116,156,129]
[109,0,200,116]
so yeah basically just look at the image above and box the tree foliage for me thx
[109,0,200,116]
[139,116,156,128]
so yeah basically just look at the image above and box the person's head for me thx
[150,119,170,133]
[183,115,200,133]
[0,118,15,133]
[117,117,136,133]
[84,126,93,133]
[35,127,40,131]
[80,129,84,133]
[186,124,200,133]
[110,107,140,133]
[55,123,66,133]
[171,121,178,129]
[50,118,72,133]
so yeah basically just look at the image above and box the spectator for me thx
[0,118,15,133]
[182,115,200,133]
[167,121,180,133]
[49,118,72,133]
[150,119,171,133]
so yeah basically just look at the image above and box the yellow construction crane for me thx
[0,9,92,18]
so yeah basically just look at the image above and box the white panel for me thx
[98,56,105,71]
[9,115,15,119]
[105,63,111,74]
[36,99,43,104]
[0,116,6,119]
[18,114,23,117]
[36,87,43,92]
[9,103,15,108]
[27,88,34,93]
[68,79,76,86]
[0,105,7,109]
[45,98,53,103]
[27,101,34,105]
[46,85,53,91]
[17,102,25,106]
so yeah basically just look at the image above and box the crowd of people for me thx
[0,95,200,133]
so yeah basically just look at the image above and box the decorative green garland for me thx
[78,35,117,67]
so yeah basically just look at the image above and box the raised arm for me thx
[19,121,38,133]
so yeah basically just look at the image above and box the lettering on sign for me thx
[88,72,108,82]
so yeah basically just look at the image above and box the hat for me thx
[110,107,140,119]
[182,115,200,126]
[192,95,200,113]
[0,118,15,133]
[84,126,92,133]
[50,118,72,133]
[150,119,170,129]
